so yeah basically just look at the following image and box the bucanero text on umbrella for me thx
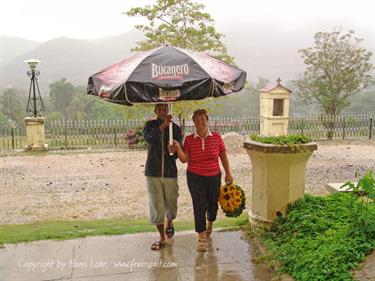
[151,63,189,80]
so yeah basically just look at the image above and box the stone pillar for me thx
[259,78,291,136]
[24,117,48,151]
[244,140,317,231]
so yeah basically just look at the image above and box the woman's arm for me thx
[220,151,233,184]
[173,140,189,163]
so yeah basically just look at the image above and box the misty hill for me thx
[1,22,374,92]
[0,35,40,67]
[220,19,375,83]
[1,30,144,90]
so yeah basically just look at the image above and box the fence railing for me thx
[0,113,373,152]
[289,113,374,139]
[46,119,144,148]
[0,126,26,151]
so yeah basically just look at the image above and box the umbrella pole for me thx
[169,102,173,156]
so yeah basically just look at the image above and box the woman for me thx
[172,109,233,252]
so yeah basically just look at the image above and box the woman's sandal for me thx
[151,241,166,251]
[197,239,207,252]
[165,225,175,239]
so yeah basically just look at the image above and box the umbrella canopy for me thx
[87,45,246,105]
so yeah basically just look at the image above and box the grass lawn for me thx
[0,213,248,246]
[262,192,375,281]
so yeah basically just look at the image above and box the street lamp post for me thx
[24,59,47,151]
[24,59,45,117]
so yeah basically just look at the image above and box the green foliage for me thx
[125,0,233,63]
[341,170,375,199]
[66,86,91,121]
[0,88,26,125]
[263,193,375,281]
[49,78,74,120]
[250,134,312,145]
[0,111,6,123]
[295,29,373,117]
[343,84,375,113]
[47,111,63,122]
[86,98,120,120]
[341,170,375,238]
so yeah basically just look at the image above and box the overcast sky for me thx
[0,0,374,42]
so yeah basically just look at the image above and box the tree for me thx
[0,111,6,124]
[125,0,236,126]
[126,0,233,63]
[295,29,373,138]
[49,78,74,121]
[255,77,270,91]
[0,88,25,125]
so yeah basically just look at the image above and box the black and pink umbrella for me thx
[87,45,246,105]
[87,44,246,146]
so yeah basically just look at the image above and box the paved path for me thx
[353,250,375,281]
[0,231,275,281]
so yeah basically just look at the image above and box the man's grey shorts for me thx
[146,177,179,225]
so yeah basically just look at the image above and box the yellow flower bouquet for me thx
[219,182,246,217]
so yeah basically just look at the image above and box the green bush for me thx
[250,134,312,145]
[263,192,375,281]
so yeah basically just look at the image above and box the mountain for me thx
[0,36,40,67]
[1,22,374,92]
[1,29,144,91]
[220,19,375,83]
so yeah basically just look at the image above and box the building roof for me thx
[259,78,292,93]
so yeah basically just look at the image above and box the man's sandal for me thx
[165,225,175,239]
[197,239,207,252]
[151,241,166,250]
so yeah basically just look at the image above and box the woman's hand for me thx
[225,173,233,185]
[172,140,181,150]
[172,140,189,163]
[168,140,181,154]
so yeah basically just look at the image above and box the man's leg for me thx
[146,177,166,249]
[163,177,179,233]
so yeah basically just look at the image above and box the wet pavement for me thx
[0,230,275,281]
[353,250,375,281]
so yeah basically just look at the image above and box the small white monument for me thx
[259,78,291,136]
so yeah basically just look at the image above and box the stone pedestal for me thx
[244,140,317,231]
[24,117,48,151]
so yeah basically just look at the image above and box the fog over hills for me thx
[0,36,40,66]
[1,29,144,90]
[1,20,374,92]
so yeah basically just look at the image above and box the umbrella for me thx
[87,45,247,146]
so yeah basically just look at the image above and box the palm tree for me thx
[49,78,74,121]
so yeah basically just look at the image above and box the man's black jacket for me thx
[143,118,183,178]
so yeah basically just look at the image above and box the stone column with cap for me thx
[244,78,317,232]
[24,117,48,151]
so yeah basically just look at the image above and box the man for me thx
[143,104,182,250]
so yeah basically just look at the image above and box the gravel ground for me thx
[0,137,374,225]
